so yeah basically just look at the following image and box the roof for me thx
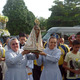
[48,27,80,33]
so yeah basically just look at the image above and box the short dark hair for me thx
[49,36,56,42]
[50,33,60,39]
[76,32,80,36]
[72,40,80,46]
[19,33,26,37]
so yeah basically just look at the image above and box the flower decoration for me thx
[0,15,9,23]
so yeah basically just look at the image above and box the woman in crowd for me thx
[5,37,36,80]
[36,36,62,80]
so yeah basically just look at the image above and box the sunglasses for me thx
[12,43,18,46]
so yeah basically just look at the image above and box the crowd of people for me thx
[0,31,80,80]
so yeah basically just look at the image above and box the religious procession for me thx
[0,14,80,80]
[0,0,80,80]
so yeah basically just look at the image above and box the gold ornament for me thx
[35,19,40,25]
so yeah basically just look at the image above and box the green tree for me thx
[47,0,80,29]
[27,11,35,33]
[2,0,35,35]
[38,17,47,30]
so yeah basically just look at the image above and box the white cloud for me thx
[24,0,53,19]
[0,0,7,13]
[0,0,64,19]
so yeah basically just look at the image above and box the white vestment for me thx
[23,27,43,52]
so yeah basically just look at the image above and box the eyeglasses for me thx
[12,43,18,46]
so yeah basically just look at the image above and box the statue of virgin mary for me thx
[23,19,44,53]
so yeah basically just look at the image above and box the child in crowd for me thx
[63,40,80,80]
